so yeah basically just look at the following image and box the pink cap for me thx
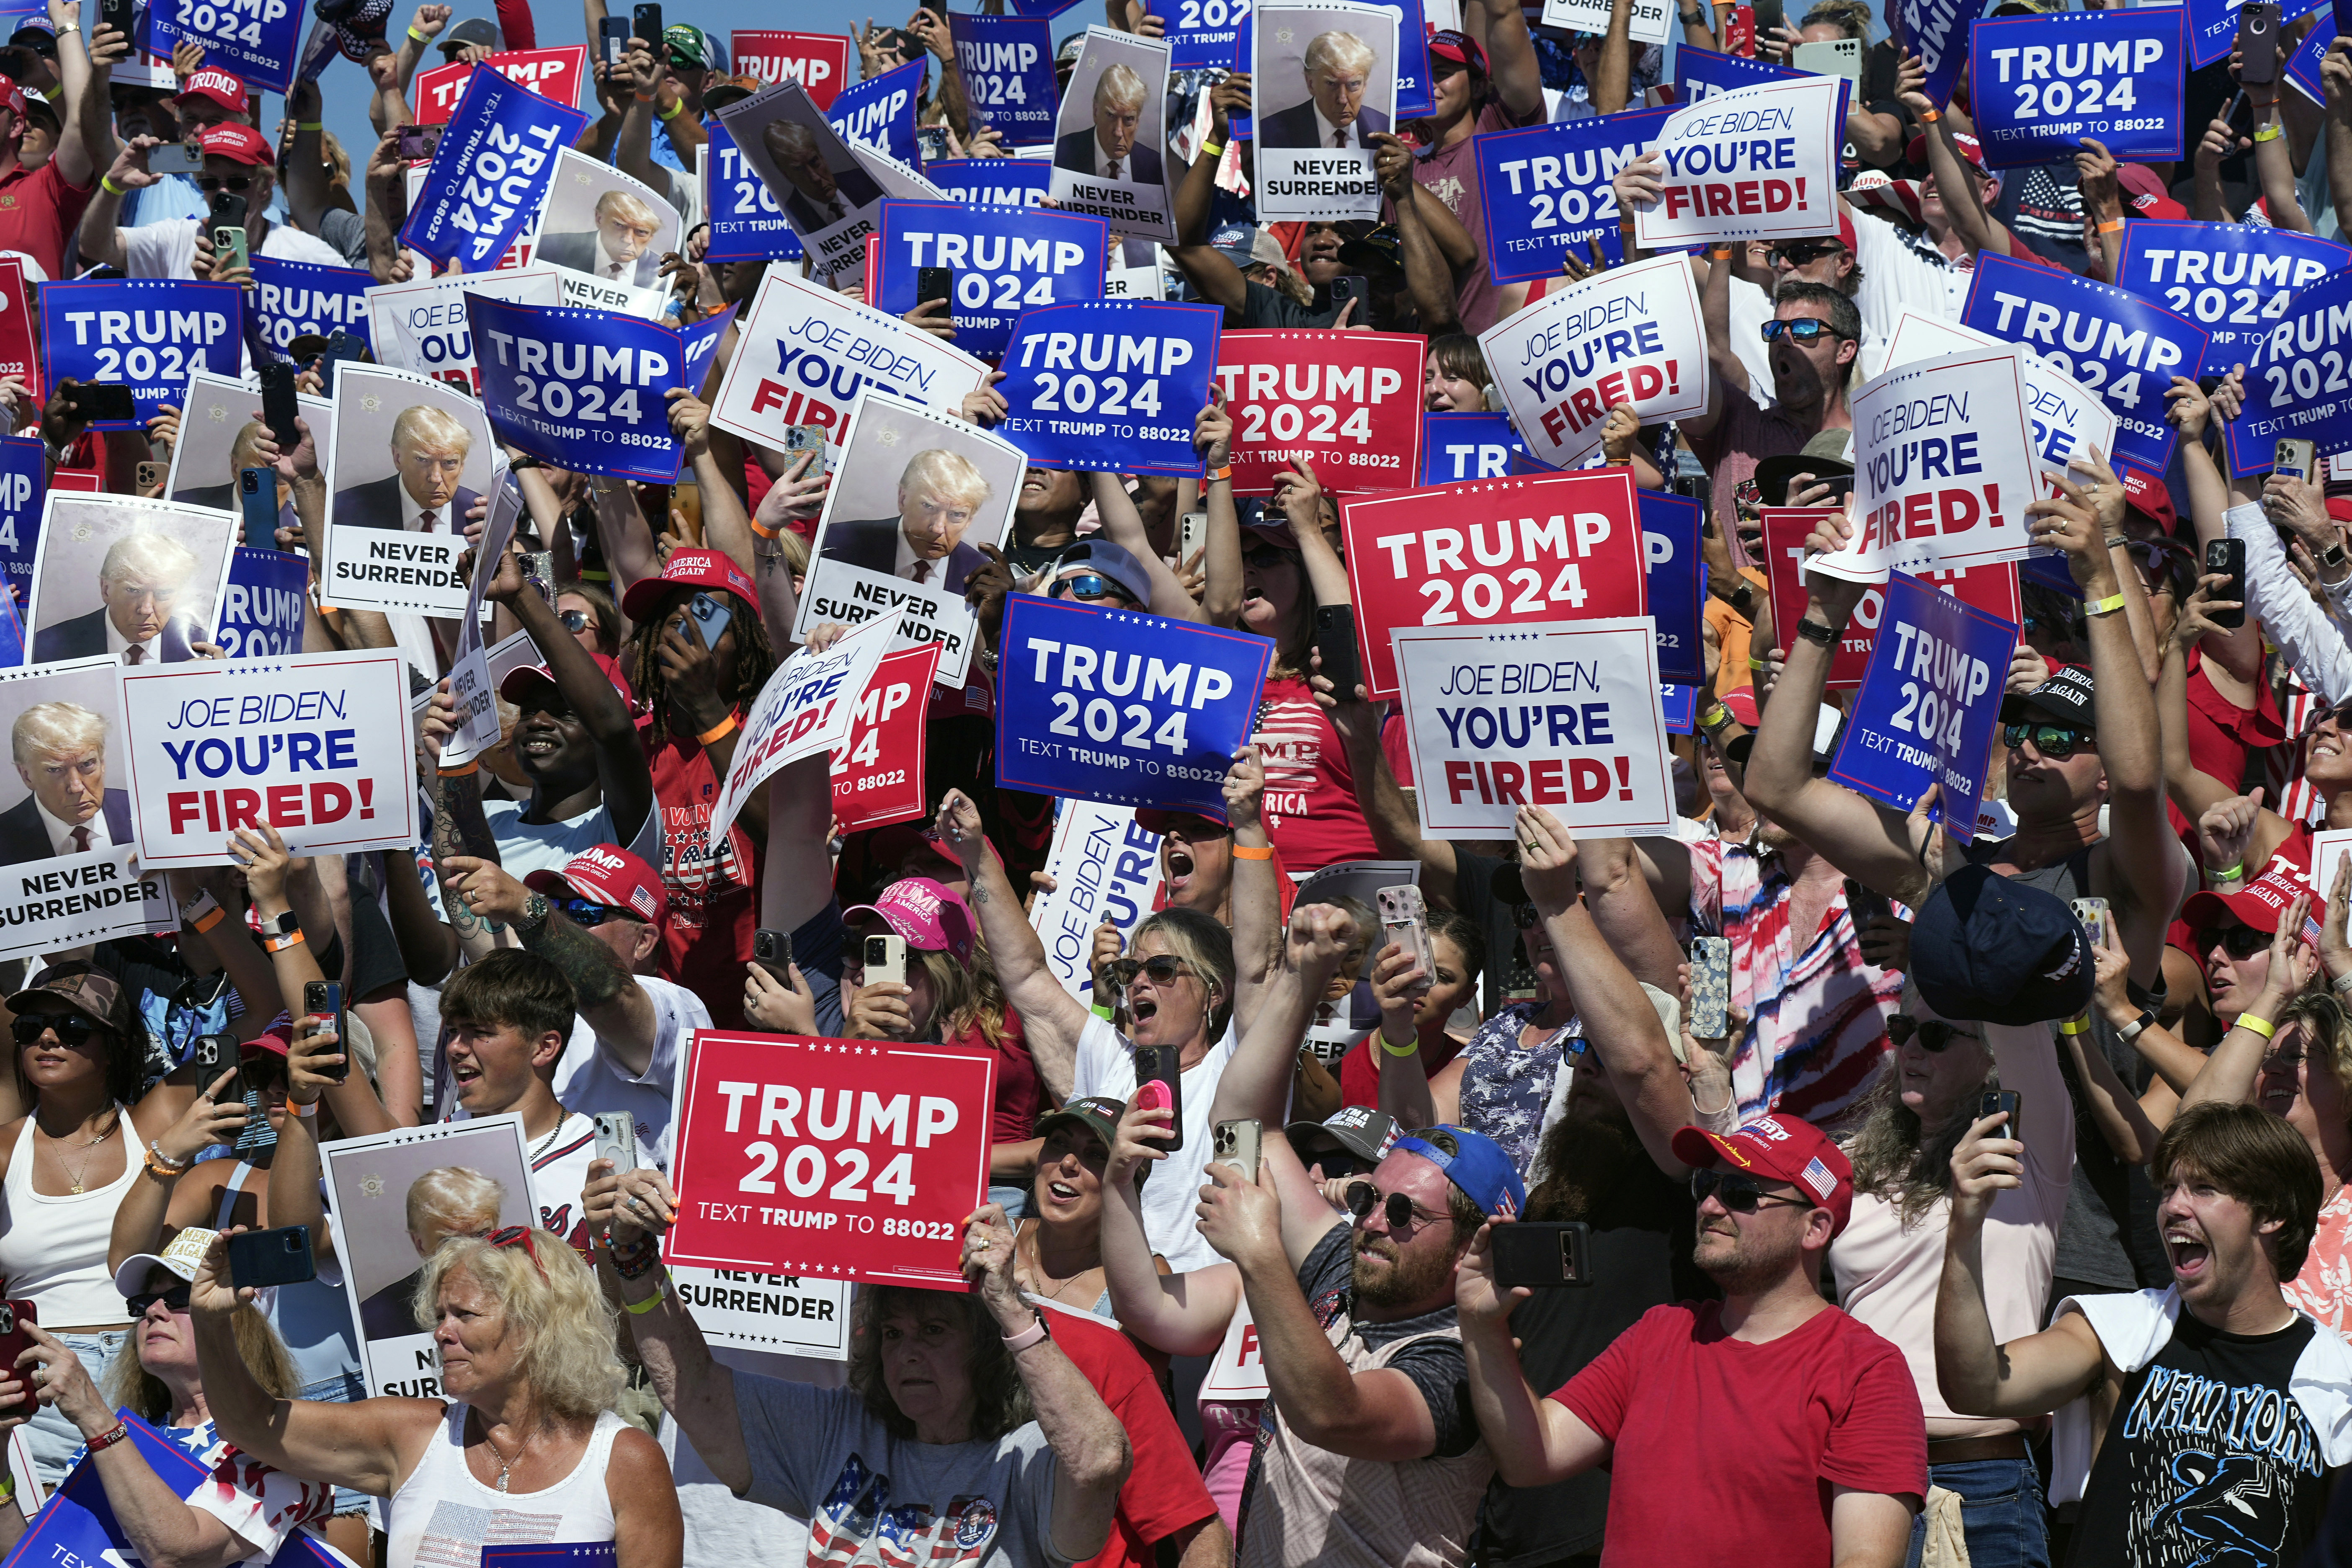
[621,547,758,622]
[843,876,975,965]
[525,844,666,926]
[174,68,250,115]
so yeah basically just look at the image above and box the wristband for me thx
[1208,465,1232,482]
[1918,106,1941,123]
[1699,702,1731,731]
[2334,969,2352,997]
[2103,535,2129,549]
[2097,218,2126,235]
[1379,1032,1421,1057]
[2084,591,2127,617]
[1749,655,1767,670]
[2256,121,2284,142]
[437,760,479,777]
[2117,1009,2157,1044]
[84,1422,131,1454]
[297,121,322,131]
[2058,1015,2092,1036]
[1231,843,1275,860]
[100,173,125,196]
[2210,861,2244,885]
[1199,140,1224,160]
[633,90,653,101]
[190,903,226,934]
[621,1270,671,1313]
[1794,615,1842,649]
[0,1467,16,1505]
[263,929,307,954]
[696,713,738,745]
[407,23,429,41]
[748,516,779,539]
[52,21,74,36]
[146,1139,191,1173]
[2237,1013,2277,1039]
[1001,1313,1050,1353]
[658,97,683,119]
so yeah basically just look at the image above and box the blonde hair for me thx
[414,1230,627,1421]
[1093,63,1147,113]
[106,1299,297,1424]
[405,1166,506,1251]
[320,128,352,190]
[390,405,473,461]
[1305,31,1375,77]
[593,188,661,230]
[12,701,106,768]
[101,531,198,586]
[896,448,991,513]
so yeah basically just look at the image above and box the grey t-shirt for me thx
[733,1368,1069,1567]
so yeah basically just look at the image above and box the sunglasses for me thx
[13,1012,101,1047]
[1106,954,1192,988]
[485,1224,548,1277]
[1764,241,1846,267]
[553,895,632,926]
[2306,700,2352,739]
[239,1057,285,1095]
[1056,573,1129,603]
[1344,1179,1447,1232]
[1759,318,1853,343]
[559,609,594,633]
[124,1284,192,1316]
[195,175,254,193]
[2003,722,2094,760]
[1513,902,1542,930]
[1885,1015,1983,1052]
[1690,1169,1813,1214]
[2208,923,2273,959]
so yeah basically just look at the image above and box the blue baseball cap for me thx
[1908,864,2092,1026]
[1393,1127,1525,1219]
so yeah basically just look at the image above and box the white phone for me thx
[863,932,907,988]
[1177,510,1208,565]
[1377,884,1436,996]
[593,1112,638,1173]
[1791,36,1862,82]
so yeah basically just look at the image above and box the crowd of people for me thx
[0,0,2339,1565]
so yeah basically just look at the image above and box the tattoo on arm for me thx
[524,908,629,1009]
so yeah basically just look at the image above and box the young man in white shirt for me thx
[81,121,345,279]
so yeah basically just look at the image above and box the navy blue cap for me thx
[1909,864,2092,1026]
[1393,1127,1525,1219]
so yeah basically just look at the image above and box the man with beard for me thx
[1459,1112,1928,1567]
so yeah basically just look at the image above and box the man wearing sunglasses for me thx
[1460,1113,1926,1568]
[85,121,346,284]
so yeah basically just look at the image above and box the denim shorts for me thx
[1906,1454,2050,1568]
[20,1331,126,1490]
[297,1370,373,1517]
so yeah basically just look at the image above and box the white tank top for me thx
[0,1105,141,1324]
[387,1403,623,1568]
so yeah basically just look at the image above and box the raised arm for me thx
[1455,1226,1614,1485]
[1087,471,1210,621]
[1222,748,1284,1024]
[450,856,663,1074]
[1464,0,1546,119]
[2325,41,2352,233]
[937,787,1092,1085]
[55,0,119,191]
[601,1170,751,1493]
[1099,1101,1246,1353]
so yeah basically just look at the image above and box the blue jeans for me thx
[21,1331,126,1489]
[297,1371,371,1517]
[1904,1455,2051,1568]
[988,1184,1029,1222]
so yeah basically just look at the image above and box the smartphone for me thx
[1844,876,1892,931]
[1313,604,1363,704]
[2071,895,2111,952]
[1177,509,1208,564]
[135,459,165,491]
[395,122,444,163]
[211,220,249,275]
[915,124,949,162]
[862,932,907,988]
[593,1111,639,1173]
[2205,536,2246,629]
[1790,36,1861,81]
[1980,1088,2024,1148]
[686,591,732,649]
[1376,884,1436,997]
[598,13,632,67]
[2277,438,2318,485]
[96,0,133,44]
[1688,935,1731,1039]
[2239,0,2280,85]
[1326,274,1362,318]
[916,265,953,306]
[1490,1221,1595,1288]
[312,328,368,396]
[240,467,279,551]
[147,140,205,175]
[632,3,663,50]
[783,423,827,477]
[1211,1118,1262,1181]
[0,1299,34,1411]
[227,1225,317,1289]
[73,383,136,424]
[260,361,299,450]
[1133,1044,1183,1149]
[304,981,348,1084]
[189,1032,235,1082]
[753,927,793,984]
[521,549,556,609]
[1724,4,1756,56]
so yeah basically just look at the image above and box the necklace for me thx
[477,1416,529,1494]
[38,1111,116,1194]
[529,1106,570,1159]
[1016,1225,1096,1306]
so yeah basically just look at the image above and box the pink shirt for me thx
[2288,1184,2352,1332]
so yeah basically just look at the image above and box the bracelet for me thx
[1794,615,1842,649]
[2256,121,2285,142]
[696,713,738,745]
[1002,1312,1050,1353]
[748,515,779,540]
[297,121,322,131]
[2117,1008,2156,1044]
[610,1240,662,1279]
[437,761,478,777]
[407,23,429,41]
[2084,591,2127,617]
[1199,140,1224,159]
[53,21,74,35]
[84,1422,131,1454]
[2058,1015,2092,1036]
[2237,1013,2277,1039]
[263,929,307,954]
[2102,535,2129,549]
[146,1138,192,1173]
[1918,106,1941,124]
[2333,969,2352,997]
[2210,861,2244,885]
[658,97,683,119]
[1699,703,1730,731]
[621,1270,671,1313]
[100,173,125,196]
[2096,218,2126,235]
[1379,1031,1421,1057]
[1231,843,1274,860]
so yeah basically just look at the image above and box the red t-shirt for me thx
[1253,674,1379,873]
[641,719,759,1030]
[0,157,93,282]
[1553,1300,1926,1565]
[1337,1031,1462,1112]
[950,1006,1044,1148]
[1049,1308,1218,1568]
[2167,647,2287,848]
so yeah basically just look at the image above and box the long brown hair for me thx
[846,1286,1033,1442]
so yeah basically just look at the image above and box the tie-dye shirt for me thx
[1686,837,1901,1128]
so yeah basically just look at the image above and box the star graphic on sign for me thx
[360,1174,386,1198]
[574,170,593,184]
[876,427,902,447]
[360,394,383,413]
[1275,25,1294,41]
[70,523,92,541]
[206,404,229,423]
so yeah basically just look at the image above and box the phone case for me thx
[1211,1118,1261,1179]
[2207,539,2247,630]
[1376,885,1436,995]
[863,934,906,988]
[227,1226,316,1289]
[1689,937,1731,1039]
[594,1113,637,1173]
[2068,897,2110,951]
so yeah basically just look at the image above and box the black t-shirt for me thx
[1287,1221,1481,1457]
[1991,160,2094,276]
[1236,277,1346,330]
[1449,848,1523,1021]
[2071,1310,2327,1568]
[1474,1156,1717,1567]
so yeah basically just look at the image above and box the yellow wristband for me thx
[2058,1015,2092,1036]
[1200,140,1224,160]
[2211,861,2245,885]
[1748,655,1766,671]
[101,173,125,196]
[2256,121,2285,142]
[2238,1014,2277,1039]
[407,23,429,41]
[658,97,683,119]
[622,1270,670,1313]
[1699,703,1730,730]
[297,121,322,131]
[2085,591,2127,616]
[1379,1032,1420,1057]
[696,713,738,745]
[1231,843,1275,861]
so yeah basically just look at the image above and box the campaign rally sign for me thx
[874,201,1110,363]
[0,437,39,610]
[0,257,38,398]
[117,648,420,867]
[1761,505,2022,687]
[1251,2,1398,223]
[1420,412,1540,485]
[400,67,589,271]
[1880,310,2119,498]
[467,298,683,482]
[1211,330,1424,494]
[41,280,242,426]
[1890,0,1970,106]
[251,254,372,358]
[1390,617,1675,836]
[681,304,735,395]
[704,122,799,264]
[830,59,924,167]
[1969,9,2187,168]
[413,46,589,123]
[1477,108,1675,281]
[2288,18,2332,106]
[667,1031,995,1288]
[1029,801,1165,1002]
[1961,253,2206,474]
[1150,0,1251,68]
[1544,0,1668,45]
[1672,44,1807,104]
[2226,266,2352,478]
[1050,28,1178,242]
[214,546,311,660]
[709,618,895,851]
[709,268,990,455]
[2114,220,2352,362]
[831,645,941,834]
[732,29,852,108]
[1827,571,2019,840]
[954,13,1056,147]
[996,301,1222,474]
[1339,469,1648,699]
[148,0,304,92]
[995,594,1274,817]
[364,265,562,397]
[1640,488,1705,686]
[924,156,1053,208]
[1479,253,1709,468]
[1632,75,1846,248]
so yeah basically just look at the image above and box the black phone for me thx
[632,3,663,49]
[96,0,134,44]
[2239,0,2280,85]
[753,927,793,984]
[208,189,248,230]
[916,266,953,306]
[304,981,348,1084]
[189,1032,235,1083]
[1133,1044,1182,1150]
[1844,876,1892,931]
[240,467,278,551]
[72,383,136,423]
[1490,1221,1594,1287]
[1980,1088,2023,1148]
[260,361,299,451]
[1313,604,1363,703]
[227,1225,317,1289]
[2205,536,2246,629]
[1326,275,1362,317]
[598,13,632,67]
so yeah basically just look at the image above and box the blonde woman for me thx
[192,1226,683,1568]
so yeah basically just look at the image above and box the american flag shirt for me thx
[87,1418,338,1562]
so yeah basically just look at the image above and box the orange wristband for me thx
[697,714,739,745]
[188,905,225,935]
[263,930,307,954]
[2097,218,2125,234]
[1231,843,1275,860]
[1918,106,1941,124]
[437,761,478,777]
